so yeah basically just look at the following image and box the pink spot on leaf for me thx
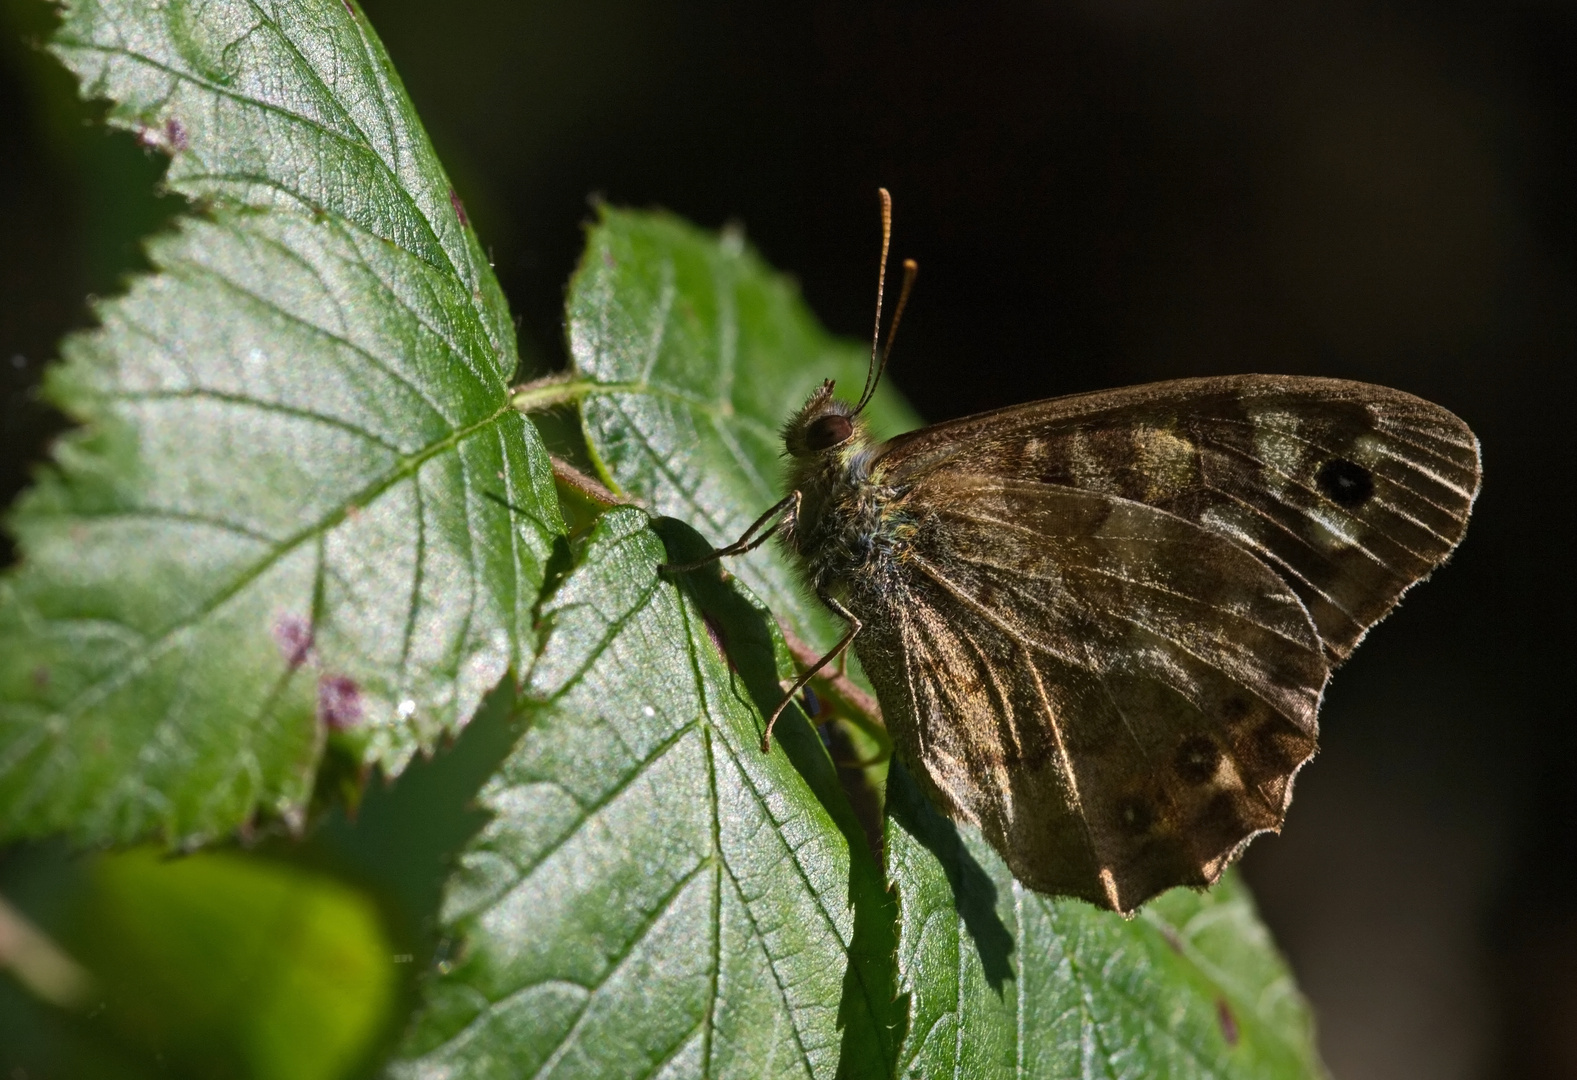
[317,675,364,730]
[273,614,315,668]
[164,117,188,151]
[449,188,470,228]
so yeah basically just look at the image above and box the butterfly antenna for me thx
[857,258,918,414]
[855,188,894,414]
[855,195,918,415]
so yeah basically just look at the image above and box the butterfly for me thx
[673,190,1481,914]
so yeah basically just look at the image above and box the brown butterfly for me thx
[676,190,1481,914]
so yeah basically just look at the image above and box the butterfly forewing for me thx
[878,375,1482,661]
[853,478,1326,912]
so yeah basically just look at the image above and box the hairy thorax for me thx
[779,449,915,603]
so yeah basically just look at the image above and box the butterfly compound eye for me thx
[804,413,853,451]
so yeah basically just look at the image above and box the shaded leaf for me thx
[0,0,562,845]
[393,508,901,1080]
[887,767,1323,1078]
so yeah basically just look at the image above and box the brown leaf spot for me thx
[317,675,364,730]
[1216,998,1239,1047]
[448,188,470,229]
[164,117,188,152]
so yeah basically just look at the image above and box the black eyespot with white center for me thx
[1173,735,1221,785]
[1316,457,1374,507]
[805,413,853,451]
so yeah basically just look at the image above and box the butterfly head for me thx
[781,379,879,503]
[782,380,869,458]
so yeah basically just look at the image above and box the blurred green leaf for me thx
[0,0,563,846]
[73,847,396,1080]
[393,507,900,1079]
[555,207,920,655]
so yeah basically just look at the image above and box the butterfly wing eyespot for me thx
[1315,457,1375,507]
[804,413,854,451]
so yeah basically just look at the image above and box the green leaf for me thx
[393,508,901,1080]
[885,763,1323,1078]
[558,208,920,653]
[72,847,397,1080]
[0,0,563,845]
[557,210,1324,1077]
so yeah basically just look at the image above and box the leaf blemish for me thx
[165,117,188,152]
[317,675,364,730]
[30,665,49,690]
[1216,998,1239,1047]
[448,188,469,228]
[273,614,315,668]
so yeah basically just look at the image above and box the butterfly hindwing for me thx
[851,478,1326,913]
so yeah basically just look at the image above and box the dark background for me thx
[3,1,1574,1076]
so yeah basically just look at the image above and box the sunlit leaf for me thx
[393,508,901,1079]
[0,0,562,845]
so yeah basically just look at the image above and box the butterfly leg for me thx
[660,491,802,573]
[761,596,862,754]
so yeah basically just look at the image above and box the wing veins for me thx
[906,555,1106,870]
[1204,437,1457,556]
[911,553,1314,731]
[929,507,1321,650]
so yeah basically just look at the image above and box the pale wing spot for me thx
[1099,867,1121,911]
[1131,426,1197,502]
[1247,407,1308,499]
[1305,506,1362,552]
[1210,755,1246,792]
